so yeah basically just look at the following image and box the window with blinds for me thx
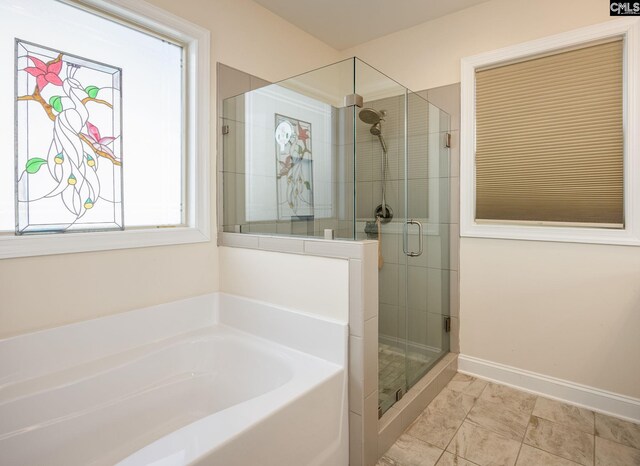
[475,38,624,227]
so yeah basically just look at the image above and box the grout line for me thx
[432,448,446,465]
[513,442,525,466]
[462,378,533,465]
[515,394,539,466]
[442,376,481,460]
[593,422,596,466]
[443,416,466,455]
[402,430,449,457]
[397,373,616,466]
[594,433,640,452]
[523,414,598,466]
[536,441,591,466]
[475,377,490,400]
[525,444,584,466]
[520,394,538,443]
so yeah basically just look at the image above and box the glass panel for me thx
[404,93,451,388]
[221,59,355,239]
[354,59,409,415]
[374,84,452,416]
[15,40,123,234]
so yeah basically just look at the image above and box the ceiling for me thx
[253,0,490,50]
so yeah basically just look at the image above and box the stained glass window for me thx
[243,86,333,223]
[275,114,314,220]
[0,0,209,258]
[1,0,185,238]
[16,40,123,234]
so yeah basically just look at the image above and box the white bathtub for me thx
[0,293,348,466]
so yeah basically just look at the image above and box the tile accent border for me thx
[458,354,640,424]
[220,232,376,259]
[378,353,458,459]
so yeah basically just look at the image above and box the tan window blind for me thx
[475,39,624,227]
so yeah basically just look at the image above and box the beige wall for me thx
[0,0,340,339]
[347,0,640,398]
[460,239,640,398]
[342,0,615,91]
[219,247,349,322]
[149,0,340,83]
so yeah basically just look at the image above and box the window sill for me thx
[460,222,640,246]
[0,226,210,259]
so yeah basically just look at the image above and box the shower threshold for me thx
[378,342,447,416]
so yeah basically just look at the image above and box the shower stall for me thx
[220,58,451,419]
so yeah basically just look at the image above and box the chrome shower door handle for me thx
[402,219,423,257]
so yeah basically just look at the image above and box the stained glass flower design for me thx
[23,55,63,90]
[275,114,313,219]
[83,122,117,163]
[15,40,123,233]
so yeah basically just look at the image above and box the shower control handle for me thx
[403,219,423,257]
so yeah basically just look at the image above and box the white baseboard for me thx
[458,354,640,423]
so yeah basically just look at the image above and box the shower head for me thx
[358,107,386,125]
[360,107,388,153]
[370,122,382,136]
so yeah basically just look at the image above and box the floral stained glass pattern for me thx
[275,114,313,220]
[15,40,122,234]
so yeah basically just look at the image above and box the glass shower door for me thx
[354,59,451,416]
[401,91,451,390]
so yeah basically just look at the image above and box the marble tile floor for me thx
[379,343,432,413]
[378,373,640,466]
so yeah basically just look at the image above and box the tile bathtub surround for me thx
[378,373,640,466]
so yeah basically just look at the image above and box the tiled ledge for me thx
[378,353,458,459]
[220,231,376,260]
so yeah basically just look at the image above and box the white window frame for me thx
[0,0,210,259]
[460,18,640,245]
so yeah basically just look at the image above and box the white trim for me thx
[0,0,210,259]
[460,18,640,245]
[458,354,640,423]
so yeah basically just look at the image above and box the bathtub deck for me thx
[1,317,345,466]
